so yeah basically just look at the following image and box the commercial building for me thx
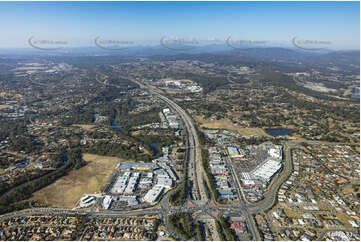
[143,186,164,204]
[211,165,228,176]
[113,195,139,206]
[219,192,234,197]
[111,175,129,194]
[102,195,112,209]
[209,147,220,154]
[227,146,245,159]
[139,177,153,188]
[79,195,96,207]
[124,174,139,195]
[163,108,170,114]
[252,158,282,182]
[241,173,262,187]
[116,162,159,171]
[165,166,178,181]
[209,153,223,164]
[268,146,282,160]
[156,161,179,181]
[240,144,283,186]
[168,120,180,129]
[162,108,181,129]
[245,158,282,184]
[156,177,173,189]
[154,169,169,178]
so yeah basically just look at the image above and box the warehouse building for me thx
[143,186,164,204]
[249,158,282,184]
[209,153,223,164]
[79,195,96,208]
[211,165,228,176]
[154,169,169,178]
[124,174,139,195]
[227,146,245,159]
[139,177,153,188]
[268,146,282,160]
[156,161,179,181]
[102,195,112,209]
[163,108,170,115]
[156,177,173,189]
[241,172,262,187]
[111,175,129,194]
[116,162,159,171]
[113,195,139,206]
[208,147,220,154]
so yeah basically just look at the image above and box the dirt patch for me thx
[342,184,359,195]
[284,209,302,219]
[336,212,355,229]
[131,130,141,136]
[343,87,353,97]
[32,154,128,208]
[0,105,12,110]
[72,124,96,131]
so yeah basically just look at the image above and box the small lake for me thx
[149,143,161,156]
[111,111,120,132]
[265,128,294,136]
[61,152,68,164]
[351,91,360,99]
[351,85,360,99]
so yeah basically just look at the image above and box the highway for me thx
[132,80,208,203]
[98,74,208,202]
[0,76,301,241]
[132,80,267,239]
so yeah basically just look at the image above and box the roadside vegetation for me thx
[169,140,189,206]
[150,219,161,240]
[195,220,204,240]
[220,216,237,241]
[201,149,220,202]
[168,212,194,240]
[215,220,226,241]
[169,182,187,206]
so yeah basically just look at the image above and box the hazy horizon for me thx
[0,1,360,50]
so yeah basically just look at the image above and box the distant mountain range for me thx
[0,44,359,73]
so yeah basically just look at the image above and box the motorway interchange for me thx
[0,80,294,241]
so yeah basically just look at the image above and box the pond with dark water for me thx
[265,128,294,136]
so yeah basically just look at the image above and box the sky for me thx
[0,1,359,50]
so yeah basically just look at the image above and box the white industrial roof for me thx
[251,158,281,182]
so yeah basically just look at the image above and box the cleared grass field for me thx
[72,124,96,131]
[195,116,270,137]
[32,153,127,208]
[283,209,302,219]
[342,184,359,196]
[131,130,141,136]
[336,212,356,229]
[0,104,11,110]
